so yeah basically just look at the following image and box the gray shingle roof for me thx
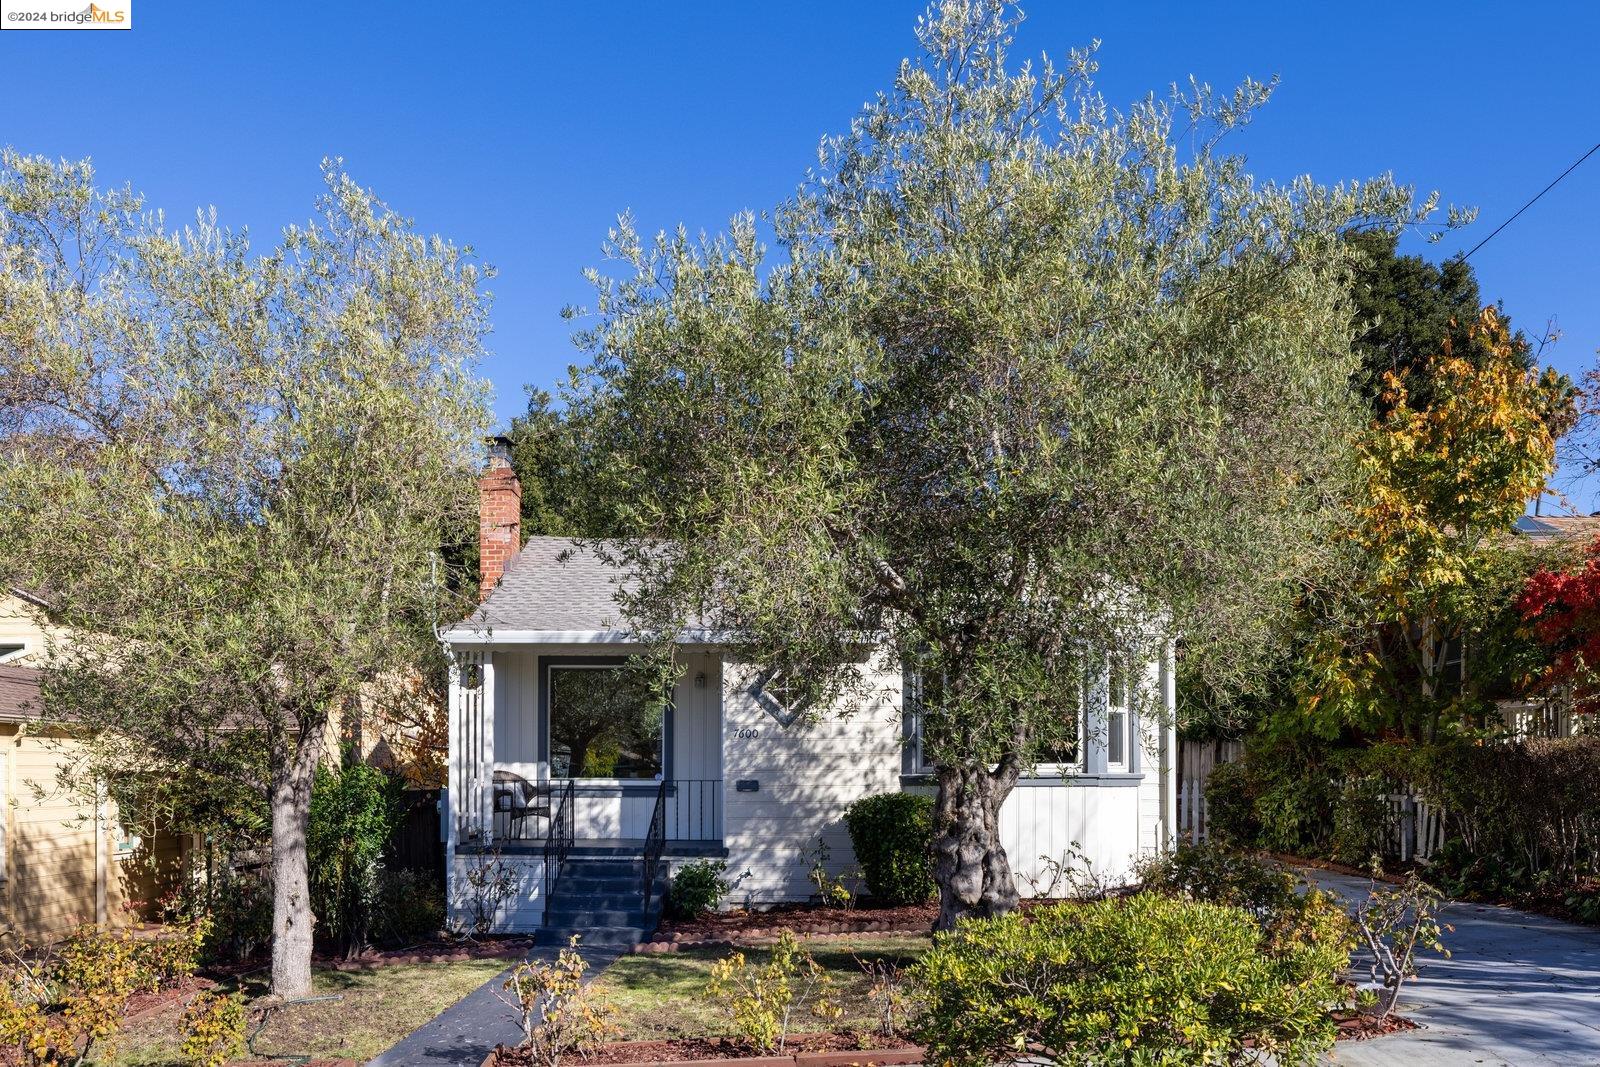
[0,665,41,722]
[1515,515,1600,542]
[450,536,634,636]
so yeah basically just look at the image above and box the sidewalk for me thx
[367,945,623,1067]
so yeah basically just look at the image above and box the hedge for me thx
[912,893,1347,1067]
[843,792,935,905]
[1209,735,1600,898]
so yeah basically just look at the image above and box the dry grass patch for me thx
[593,934,930,1041]
[103,959,509,1065]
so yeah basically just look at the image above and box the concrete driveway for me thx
[1308,869,1600,1066]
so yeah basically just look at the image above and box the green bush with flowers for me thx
[911,891,1348,1067]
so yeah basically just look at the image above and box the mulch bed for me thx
[642,897,1066,952]
[652,902,937,945]
[320,935,538,970]
[194,934,538,977]
[122,975,217,1023]
[1268,853,1408,885]
[1333,1011,1419,1040]
[492,1033,922,1067]
[1277,853,1600,928]
[489,1014,1409,1067]
[1508,876,1600,927]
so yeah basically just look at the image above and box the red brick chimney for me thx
[478,436,521,601]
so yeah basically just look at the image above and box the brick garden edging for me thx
[325,937,538,970]
[632,921,929,954]
[481,1043,925,1067]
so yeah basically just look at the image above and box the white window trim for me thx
[904,667,1086,777]
[1106,655,1132,772]
[0,641,27,664]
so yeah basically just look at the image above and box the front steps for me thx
[535,855,667,949]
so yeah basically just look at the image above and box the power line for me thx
[1462,140,1600,260]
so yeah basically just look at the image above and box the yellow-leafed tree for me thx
[1299,307,1574,739]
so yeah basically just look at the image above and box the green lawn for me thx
[593,934,931,1041]
[107,959,510,1065]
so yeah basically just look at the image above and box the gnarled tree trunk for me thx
[931,761,1020,930]
[270,728,324,998]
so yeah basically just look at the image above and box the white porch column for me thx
[446,651,461,855]
[1160,639,1178,848]
[479,653,496,843]
[452,649,487,843]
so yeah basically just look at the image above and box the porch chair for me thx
[491,769,552,841]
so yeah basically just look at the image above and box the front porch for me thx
[446,646,728,855]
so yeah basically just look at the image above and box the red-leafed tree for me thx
[1517,540,1600,715]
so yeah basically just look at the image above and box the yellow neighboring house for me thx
[0,589,146,944]
[0,587,57,666]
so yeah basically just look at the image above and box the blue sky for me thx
[4,2,1598,502]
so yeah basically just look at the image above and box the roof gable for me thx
[450,536,634,637]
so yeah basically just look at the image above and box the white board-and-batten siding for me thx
[447,638,1174,929]
[448,852,545,933]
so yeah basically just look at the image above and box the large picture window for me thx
[547,664,664,780]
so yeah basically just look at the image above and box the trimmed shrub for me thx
[843,792,934,905]
[1199,760,1258,848]
[667,859,731,918]
[912,894,1346,1067]
[307,759,402,957]
[1136,843,1354,975]
[1330,772,1389,867]
[1137,842,1300,918]
[372,868,446,944]
[202,867,272,963]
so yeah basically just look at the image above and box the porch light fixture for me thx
[695,671,707,689]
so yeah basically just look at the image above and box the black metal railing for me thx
[660,779,722,842]
[640,778,669,916]
[491,775,724,844]
[542,777,576,901]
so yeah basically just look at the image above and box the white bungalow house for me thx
[442,445,1178,943]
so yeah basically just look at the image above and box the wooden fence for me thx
[387,788,444,880]
[1177,778,1211,845]
[1380,789,1447,863]
[1175,737,1243,845]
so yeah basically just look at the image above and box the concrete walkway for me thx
[367,944,623,1067]
[1308,870,1600,1066]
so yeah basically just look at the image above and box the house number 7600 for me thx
[733,727,761,739]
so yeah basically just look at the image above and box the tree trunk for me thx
[270,730,324,998]
[931,763,1020,930]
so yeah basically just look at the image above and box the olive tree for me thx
[566,1,1434,926]
[0,152,491,994]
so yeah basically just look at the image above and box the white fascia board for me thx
[442,627,727,647]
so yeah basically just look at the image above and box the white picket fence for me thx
[1177,778,1210,845]
[1178,775,1448,862]
[1380,790,1448,863]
